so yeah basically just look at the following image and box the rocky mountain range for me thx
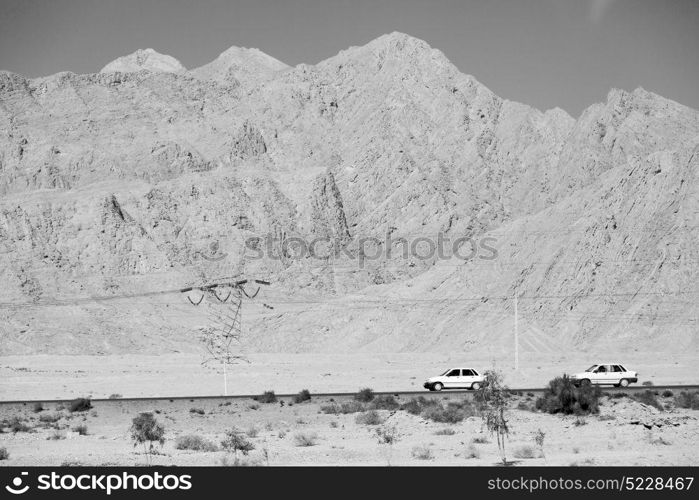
[1,32,697,355]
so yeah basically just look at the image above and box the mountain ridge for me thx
[0,32,697,355]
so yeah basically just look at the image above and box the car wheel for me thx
[471,382,481,390]
[619,379,629,387]
[580,379,591,387]
[433,382,443,392]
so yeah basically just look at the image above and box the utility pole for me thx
[514,293,519,371]
[182,278,271,396]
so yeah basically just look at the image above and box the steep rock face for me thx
[0,32,697,354]
[309,170,351,244]
[250,139,699,353]
[229,121,268,161]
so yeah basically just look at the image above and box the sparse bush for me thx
[293,389,312,404]
[109,394,123,399]
[674,391,699,410]
[340,401,365,414]
[257,391,277,404]
[533,429,546,459]
[175,434,218,452]
[72,424,88,436]
[293,432,318,447]
[355,410,384,426]
[411,445,434,460]
[69,398,92,413]
[633,390,664,411]
[130,412,165,464]
[0,447,8,460]
[400,399,422,415]
[513,444,537,459]
[277,430,287,439]
[246,426,259,438]
[598,414,616,421]
[661,390,674,398]
[421,404,466,423]
[371,395,399,410]
[9,417,32,433]
[320,403,340,414]
[189,407,205,415]
[221,428,255,457]
[642,381,654,386]
[48,430,66,440]
[39,413,62,424]
[535,375,601,415]
[464,443,480,459]
[517,401,535,411]
[435,428,456,436]
[248,403,260,410]
[33,402,44,413]
[472,435,489,444]
[354,388,375,403]
[375,424,401,465]
[573,417,587,426]
[609,392,629,399]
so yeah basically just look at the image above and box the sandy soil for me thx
[1,352,697,401]
[0,391,696,466]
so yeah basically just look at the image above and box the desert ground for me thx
[1,351,698,467]
[0,388,697,467]
[1,351,698,401]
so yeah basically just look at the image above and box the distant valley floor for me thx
[1,352,697,401]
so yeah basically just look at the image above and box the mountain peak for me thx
[100,48,186,74]
[190,45,288,83]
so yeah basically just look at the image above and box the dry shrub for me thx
[535,375,601,415]
[293,389,312,404]
[69,398,92,413]
[293,432,318,447]
[355,410,384,426]
[633,390,664,411]
[513,445,537,459]
[411,445,434,460]
[354,388,375,403]
[175,434,218,452]
[371,395,400,410]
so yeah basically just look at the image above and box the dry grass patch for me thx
[355,410,384,426]
[293,432,318,447]
[411,445,434,460]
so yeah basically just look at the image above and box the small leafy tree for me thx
[375,424,401,466]
[475,369,510,465]
[130,412,165,465]
[221,428,255,460]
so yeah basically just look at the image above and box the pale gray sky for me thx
[0,0,697,115]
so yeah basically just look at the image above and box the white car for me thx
[570,363,639,387]
[423,368,485,391]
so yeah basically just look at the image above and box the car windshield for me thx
[440,369,452,376]
[585,365,598,372]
